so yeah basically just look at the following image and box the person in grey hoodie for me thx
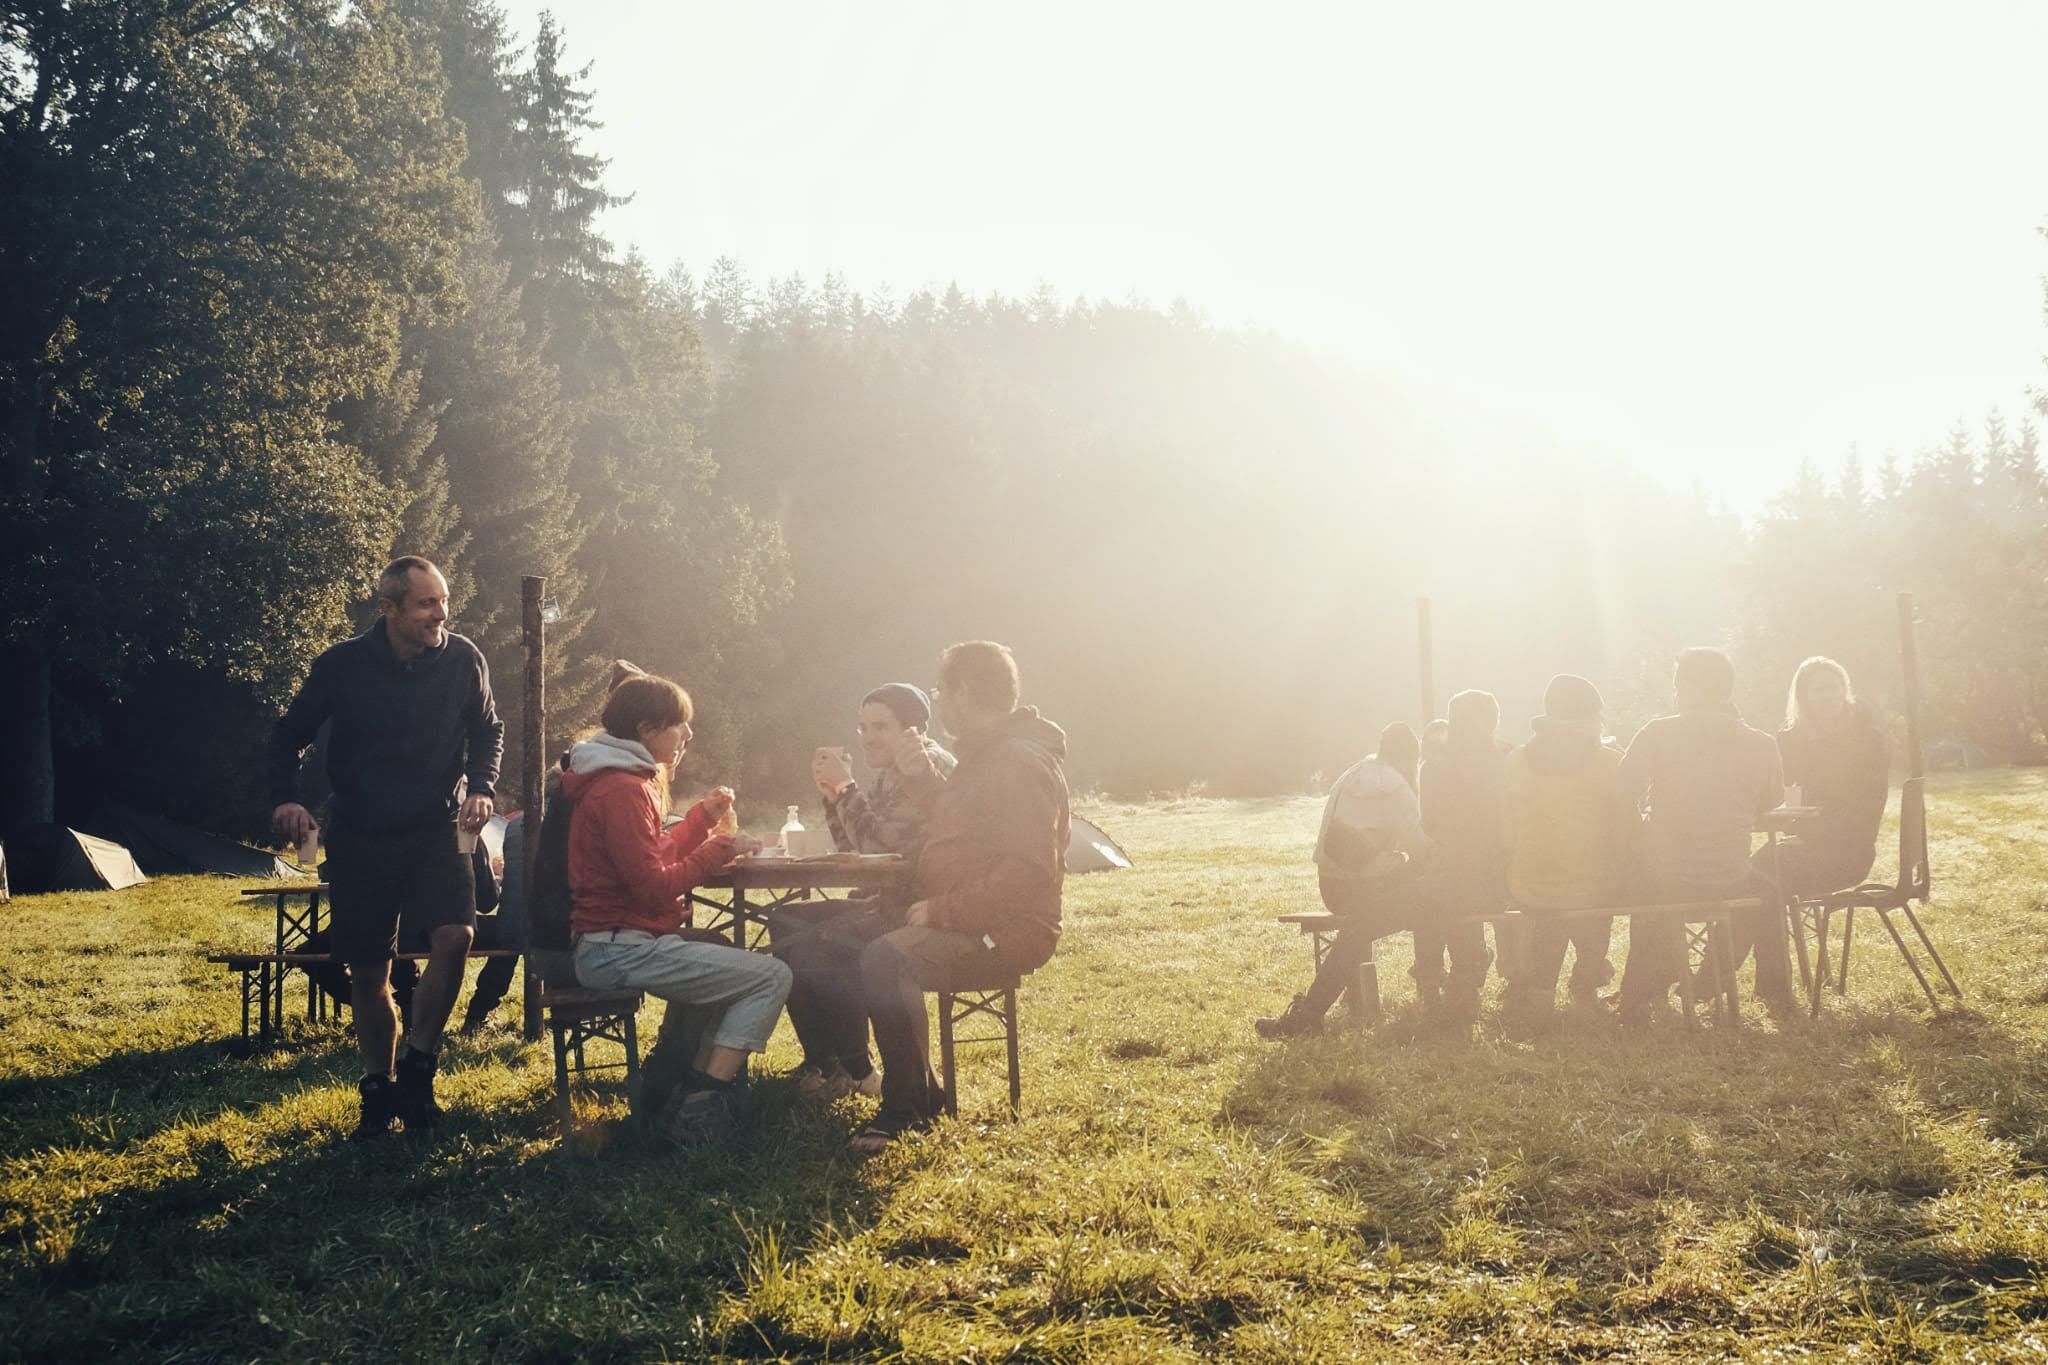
[1256,722,1432,1038]
[1615,647,1785,1020]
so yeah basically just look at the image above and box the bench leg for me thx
[1713,919,1739,1028]
[939,993,959,1118]
[258,959,274,1047]
[553,1022,573,1128]
[1677,932,1698,1029]
[1004,989,1021,1116]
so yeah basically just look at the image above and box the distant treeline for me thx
[3,3,2042,840]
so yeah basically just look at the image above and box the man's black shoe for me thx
[394,1048,444,1131]
[352,1074,401,1142]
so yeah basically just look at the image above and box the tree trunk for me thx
[0,638,55,836]
[2,363,55,834]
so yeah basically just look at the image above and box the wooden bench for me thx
[540,986,644,1127]
[1450,900,1749,1029]
[208,948,520,1049]
[932,969,1024,1118]
[1274,899,1753,1028]
[1276,911,1378,1021]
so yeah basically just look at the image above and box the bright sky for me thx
[523,1,2048,511]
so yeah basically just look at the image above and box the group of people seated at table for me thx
[1255,646,1890,1038]
[552,640,1071,1151]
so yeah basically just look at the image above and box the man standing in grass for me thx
[1616,647,1785,1022]
[849,641,1070,1153]
[268,556,503,1139]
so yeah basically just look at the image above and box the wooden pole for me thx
[1416,596,1437,724]
[1898,591,1925,781]
[520,575,546,1042]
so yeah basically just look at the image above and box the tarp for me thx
[84,801,294,879]
[1067,814,1132,874]
[9,825,147,893]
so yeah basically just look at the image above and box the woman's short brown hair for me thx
[601,674,692,740]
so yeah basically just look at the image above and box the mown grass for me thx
[4,773,2048,1359]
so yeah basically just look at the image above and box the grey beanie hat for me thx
[862,682,932,729]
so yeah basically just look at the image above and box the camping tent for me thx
[84,801,294,878]
[1066,815,1132,874]
[8,825,147,893]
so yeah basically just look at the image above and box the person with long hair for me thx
[1256,722,1433,1037]
[1763,657,1890,895]
[565,673,791,1145]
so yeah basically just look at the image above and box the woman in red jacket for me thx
[567,674,789,1144]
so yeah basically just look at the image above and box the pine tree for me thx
[0,0,472,831]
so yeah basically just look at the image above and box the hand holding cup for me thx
[893,726,938,780]
[812,746,855,798]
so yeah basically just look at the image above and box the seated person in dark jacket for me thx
[778,683,957,1101]
[1760,656,1889,896]
[1616,647,1785,1018]
[846,641,1069,1154]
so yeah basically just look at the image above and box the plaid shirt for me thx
[824,738,958,857]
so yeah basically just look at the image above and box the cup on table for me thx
[1783,783,1804,809]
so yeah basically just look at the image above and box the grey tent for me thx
[9,825,147,893]
[84,801,294,878]
[1066,814,1132,874]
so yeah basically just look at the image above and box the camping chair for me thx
[1804,778,1961,1015]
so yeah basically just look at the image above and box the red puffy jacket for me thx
[564,766,727,937]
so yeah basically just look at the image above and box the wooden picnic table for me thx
[685,853,911,950]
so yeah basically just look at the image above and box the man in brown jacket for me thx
[1616,647,1786,1019]
[849,640,1070,1153]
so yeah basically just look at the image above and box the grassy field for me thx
[3,774,2047,1360]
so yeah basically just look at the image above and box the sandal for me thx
[848,1104,931,1155]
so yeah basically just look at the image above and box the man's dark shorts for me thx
[325,821,476,964]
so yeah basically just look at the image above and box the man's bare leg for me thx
[393,923,473,1131]
[405,923,474,1056]
[347,959,402,1140]
[349,959,399,1075]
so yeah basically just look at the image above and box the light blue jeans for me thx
[574,929,791,1054]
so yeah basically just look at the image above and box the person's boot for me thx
[635,1041,696,1131]
[1254,993,1325,1040]
[393,1046,444,1132]
[351,1074,401,1142]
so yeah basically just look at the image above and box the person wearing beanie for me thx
[778,683,959,1101]
[1501,674,1634,1024]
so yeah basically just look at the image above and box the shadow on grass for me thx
[5,1062,894,1358]
[0,1033,367,1160]
[1218,990,2048,1335]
